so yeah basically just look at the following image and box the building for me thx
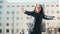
[0,0,59,34]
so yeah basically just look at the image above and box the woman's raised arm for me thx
[43,15,55,20]
[21,7,33,16]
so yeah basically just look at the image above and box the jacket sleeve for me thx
[43,14,55,20]
[24,10,33,16]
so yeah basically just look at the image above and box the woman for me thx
[21,4,55,34]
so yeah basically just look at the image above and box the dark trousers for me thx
[30,31,42,34]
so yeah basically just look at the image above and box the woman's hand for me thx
[21,7,26,13]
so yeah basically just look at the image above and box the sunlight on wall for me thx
[6,0,59,3]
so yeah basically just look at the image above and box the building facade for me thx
[0,0,59,34]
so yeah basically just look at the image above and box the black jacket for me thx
[25,11,54,32]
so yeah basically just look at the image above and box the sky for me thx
[6,0,59,3]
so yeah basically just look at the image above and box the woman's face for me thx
[35,4,41,13]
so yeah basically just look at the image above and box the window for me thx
[51,11,54,13]
[11,23,14,26]
[57,11,59,14]
[12,6,15,7]
[22,5,24,7]
[56,5,59,7]
[27,5,29,7]
[51,5,54,7]
[16,29,19,33]
[7,5,10,7]
[27,17,32,20]
[16,11,19,14]
[12,11,15,14]
[6,17,9,20]
[0,1,3,3]
[57,16,60,19]
[6,23,9,26]
[31,5,34,7]
[16,23,18,26]
[7,11,10,14]
[21,17,23,20]
[46,5,49,7]
[17,5,19,7]
[0,23,2,26]
[11,17,14,20]
[6,29,9,33]
[46,11,49,13]
[17,17,19,20]
[0,17,2,20]
[11,29,14,33]
[0,29,2,33]
[0,6,2,9]
[0,11,2,14]
[26,17,29,19]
